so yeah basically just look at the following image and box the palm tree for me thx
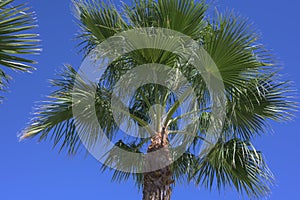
[0,0,39,102]
[20,0,295,199]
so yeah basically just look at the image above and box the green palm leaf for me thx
[74,0,128,55]
[21,65,119,154]
[21,0,296,199]
[0,0,40,101]
[224,72,296,140]
[194,138,274,198]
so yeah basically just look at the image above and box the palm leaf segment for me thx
[21,0,295,198]
[0,0,40,101]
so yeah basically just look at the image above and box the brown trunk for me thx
[142,128,174,200]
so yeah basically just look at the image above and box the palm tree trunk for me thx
[142,128,174,200]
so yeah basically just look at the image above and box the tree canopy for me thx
[21,0,296,198]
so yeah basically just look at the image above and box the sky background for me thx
[0,0,299,199]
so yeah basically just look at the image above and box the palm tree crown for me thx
[0,0,40,102]
[21,0,295,199]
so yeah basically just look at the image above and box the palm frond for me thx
[74,0,128,55]
[200,11,296,140]
[171,151,199,184]
[101,139,145,188]
[20,65,79,154]
[156,0,207,39]
[20,65,119,154]
[0,0,40,101]
[194,138,274,198]
[224,72,296,140]
[203,11,271,92]
[21,1,297,199]
[124,0,207,39]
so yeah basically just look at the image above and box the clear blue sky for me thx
[0,0,299,199]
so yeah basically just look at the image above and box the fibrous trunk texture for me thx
[142,128,173,200]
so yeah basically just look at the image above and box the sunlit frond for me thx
[21,65,118,154]
[194,138,274,199]
[0,0,40,101]
[224,72,296,140]
[203,11,271,91]
[21,1,296,198]
[124,0,207,39]
[74,0,128,55]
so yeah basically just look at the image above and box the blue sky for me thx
[0,0,299,199]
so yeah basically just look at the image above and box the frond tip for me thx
[20,65,79,154]
[0,0,40,101]
[194,138,274,198]
[20,0,297,199]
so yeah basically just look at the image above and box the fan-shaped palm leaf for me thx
[21,0,296,199]
[0,0,40,101]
